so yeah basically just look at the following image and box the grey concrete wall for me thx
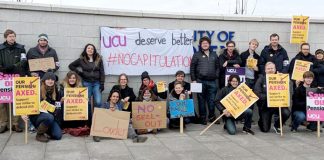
[1,2,324,98]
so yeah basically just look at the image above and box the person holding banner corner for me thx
[215,75,254,135]
[254,62,291,134]
[0,29,27,133]
[313,49,324,88]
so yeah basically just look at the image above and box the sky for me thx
[2,0,324,18]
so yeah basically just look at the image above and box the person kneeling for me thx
[92,90,147,143]
[215,75,254,135]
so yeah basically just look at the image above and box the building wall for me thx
[1,2,324,97]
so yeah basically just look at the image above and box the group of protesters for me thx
[0,29,323,143]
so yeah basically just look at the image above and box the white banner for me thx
[100,27,194,75]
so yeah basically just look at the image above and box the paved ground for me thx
[1,123,324,160]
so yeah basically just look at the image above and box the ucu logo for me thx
[102,35,127,48]
[307,113,320,119]
[227,69,237,73]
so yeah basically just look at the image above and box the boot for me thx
[0,126,8,133]
[132,136,148,143]
[93,136,101,142]
[12,124,23,132]
[36,123,49,143]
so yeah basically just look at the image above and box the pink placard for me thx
[306,88,324,121]
[0,72,19,103]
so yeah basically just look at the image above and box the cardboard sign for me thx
[0,72,19,103]
[220,83,259,119]
[132,101,167,129]
[169,99,195,118]
[157,81,167,93]
[64,88,88,121]
[28,57,55,72]
[266,74,290,107]
[306,88,324,121]
[246,58,258,69]
[190,83,202,93]
[90,108,130,139]
[290,15,309,44]
[40,100,56,113]
[225,67,246,86]
[13,77,40,115]
[292,60,312,81]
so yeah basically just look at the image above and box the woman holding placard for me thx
[68,44,105,126]
[59,71,88,129]
[168,81,189,129]
[23,70,62,142]
[215,75,254,135]
[110,73,136,112]
[93,90,147,143]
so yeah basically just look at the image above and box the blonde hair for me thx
[249,39,259,47]
[61,71,82,88]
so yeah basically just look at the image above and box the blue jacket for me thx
[102,101,124,111]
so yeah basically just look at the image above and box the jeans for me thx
[197,79,217,121]
[245,78,255,89]
[257,102,291,132]
[292,111,317,130]
[30,112,62,140]
[83,81,102,126]
[224,108,253,135]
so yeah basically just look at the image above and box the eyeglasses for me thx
[120,79,127,80]
[227,46,235,48]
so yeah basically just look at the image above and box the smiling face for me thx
[86,45,94,57]
[230,77,239,88]
[270,36,279,48]
[226,42,235,53]
[110,92,120,104]
[304,77,313,86]
[38,39,48,47]
[142,78,150,86]
[45,79,55,87]
[119,75,128,86]
[68,74,77,86]
[176,74,185,82]
[201,40,210,51]
[174,84,184,94]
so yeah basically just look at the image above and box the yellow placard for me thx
[290,15,309,44]
[292,60,312,81]
[13,77,40,115]
[40,100,56,113]
[64,88,88,121]
[266,74,290,107]
[246,58,258,68]
[220,83,259,119]
[157,81,166,93]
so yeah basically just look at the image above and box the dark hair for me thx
[118,73,129,84]
[175,70,185,77]
[270,33,279,40]
[227,75,240,87]
[226,40,236,47]
[4,29,16,38]
[107,89,121,102]
[300,43,310,50]
[199,36,211,45]
[138,87,158,101]
[81,43,99,62]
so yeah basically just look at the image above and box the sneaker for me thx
[93,136,101,142]
[209,116,220,124]
[273,126,281,134]
[243,127,255,135]
[12,125,23,132]
[291,128,297,133]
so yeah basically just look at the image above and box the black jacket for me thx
[260,44,289,74]
[69,56,105,85]
[292,84,307,113]
[240,49,260,80]
[288,52,316,77]
[0,42,28,76]
[190,50,219,81]
[219,49,242,73]
[215,85,235,112]
[27,45,60,77]
[110,85,136,112]
[313,60,324,87]
[254,75,267,109]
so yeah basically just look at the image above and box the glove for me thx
[100,84,105,92]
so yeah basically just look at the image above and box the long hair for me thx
[107,89,121,103]
[41,81,57,100]
[81,43,101,66]
[61,71,82,88]
[138,87,158,101]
